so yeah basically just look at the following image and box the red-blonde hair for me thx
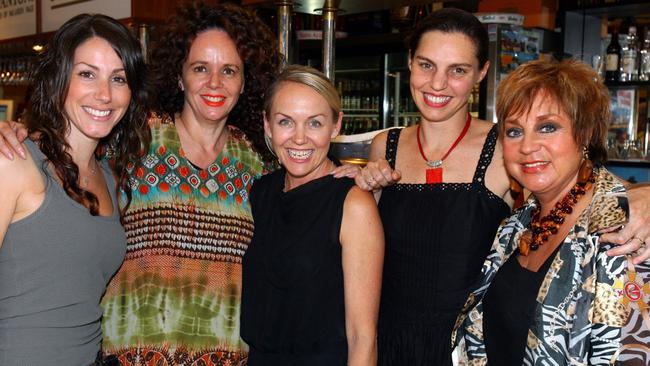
[496,59,610,164]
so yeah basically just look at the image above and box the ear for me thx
[263,111,272,137]
[240,79,245,94]
[331,111,343,138]
[408,58,412,71]
[178,77,184,91]
[477,60,490,83]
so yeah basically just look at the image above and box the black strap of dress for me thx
[471,125,498,185]
[384,124,499,187]
[384,128,401,170]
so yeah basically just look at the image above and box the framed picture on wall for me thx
[0,100,14,121]
[608,88,637,139]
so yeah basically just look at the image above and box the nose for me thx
[430,70,447,91]
[94,79,111,103]
[293,124,306,145]
[519,133,540,155]
[208,71,222,89]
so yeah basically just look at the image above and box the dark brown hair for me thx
[407,8,489,68]
[149,1,283,164]
[496,59,609,164]
[25,13,150,218]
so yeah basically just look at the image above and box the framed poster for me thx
[41,0,131,32]
[609,88,637,138]
[0,100,14,121]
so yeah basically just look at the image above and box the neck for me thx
[177,109,229,152]
[66,133,100,172]
[535,177,581,217]
[284,159,335,191]
[418,110,470,149]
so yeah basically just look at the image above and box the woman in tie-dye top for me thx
[100,3,282,365]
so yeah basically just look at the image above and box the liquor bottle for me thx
[605,31,621,82]
[621,26,639,81]
[640,28,650,81]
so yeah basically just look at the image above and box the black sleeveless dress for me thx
[377,126,510,366]
[241,169,355,365]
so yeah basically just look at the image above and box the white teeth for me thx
[83,107,111,117]
[425,94,451,104]
[203,96,225,102]
[524,162,547,167]
[287,149,313,160]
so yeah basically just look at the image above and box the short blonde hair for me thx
[496,59,610,164]
[264,64,341,120]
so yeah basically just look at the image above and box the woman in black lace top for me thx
[353,9,512,365]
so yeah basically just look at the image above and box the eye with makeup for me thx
[450,67,469,77]
[537,121,558,134]
[416,61,433,71]
[111,74,128,85]
[222,66,240,77]
[308,118,324,128]
[191,64,207,73]
[276,117,292,127]
[77,70,94,79]
[504,125,523,139]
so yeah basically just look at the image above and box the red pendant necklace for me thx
[416,113,472,184]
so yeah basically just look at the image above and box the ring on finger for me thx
[632,236,645,243]
[631,236,646,247]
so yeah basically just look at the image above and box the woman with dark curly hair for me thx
[98,2,284,365]
[0,13,149,365]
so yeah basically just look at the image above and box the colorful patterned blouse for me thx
[452,167,650,365]
[101,116,269,365]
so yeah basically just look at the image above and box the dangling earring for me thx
[578,146,593,185]
[264,134,276,157]
[510,177,523,200]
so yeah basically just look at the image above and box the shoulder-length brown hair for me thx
[496,59,609,164]
[25,13,151,218]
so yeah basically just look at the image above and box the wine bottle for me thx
[621,26,639,81]
[640,28,650,81]
[605,31,621,82]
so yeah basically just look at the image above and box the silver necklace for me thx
[80,160,98,188]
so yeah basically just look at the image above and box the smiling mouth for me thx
[424,93,451,106]
[83,106,111,118]
[287,149,313,160]
[202,94,226,107]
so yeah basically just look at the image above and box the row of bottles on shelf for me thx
[338,79,380,111]
[607,138,648,160]
[340,115,421,135]
[605,26,650,82]
[0,56,34,86]
[341,117,381,135]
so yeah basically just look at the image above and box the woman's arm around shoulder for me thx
[340,186,384,366]
[603,183,650,264]
[355,130,401,197]
[0,120,28,160]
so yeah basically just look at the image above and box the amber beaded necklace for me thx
[518,168,595,256]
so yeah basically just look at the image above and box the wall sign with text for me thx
[0,0,36,40]
[42,0,131,32]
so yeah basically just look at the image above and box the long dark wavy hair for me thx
[150,1,283,164]
[25,13,151,218]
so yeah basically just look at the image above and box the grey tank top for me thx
[0,140,126,366]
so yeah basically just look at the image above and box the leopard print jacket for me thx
[452,167,650,365]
